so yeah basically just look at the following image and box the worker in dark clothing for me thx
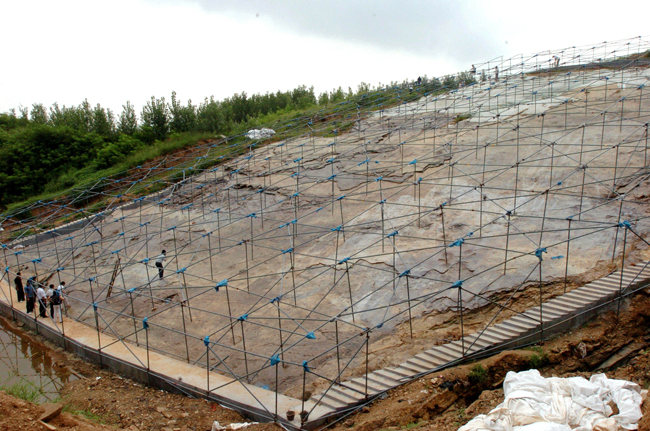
[14,272,24,302]
[24,277,35,314]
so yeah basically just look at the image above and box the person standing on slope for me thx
[36,282,47,318]
[24,277,35,314]
[14,272,24,302]
[155,250,166,279]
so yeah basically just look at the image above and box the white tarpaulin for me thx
[245,128,275,139]
[459,370,645,431]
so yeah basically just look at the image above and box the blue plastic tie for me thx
[338,257,350,265]
[452,280,464,288]
[141,258,150,264]
[449,238,464,248]
[619,220,632,229]
[535,247,547,261]
[204,336,210,347]
[399,269,411,278]
[31,258,42,263]
[57,267,65,271]
[270,354,280,366]
[327,174,337,180]
[127,288,136,293]
[143,317,149,329]
[375,176,383,182]
[302,361,310,372]
[176,267,187,274]
[282,247,293,254]
[238,314,248,322]
[409,159,417,165]
[331,225,342,232]
[387,231,398,238]
[551,255,564,260]
[337,195,345,201]
[306,332,316,339]
[93,302,98,311]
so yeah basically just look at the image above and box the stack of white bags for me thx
[459,370,645,431]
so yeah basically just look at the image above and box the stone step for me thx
[365,373,398,390]
[462,334,494,348]
[493,321,529,335]
[541,303,575,316]
[413,352,444,367]
[578,286,617,298]
[344,378,383,395]
[386,367,413,378]
[569,290,603,302]
[587,279,621,291]
[482,326,518,340]
[509,314,539,328]
[424,347,458,363]
[394,362,427,376]
[405,356,437,371]
[328,385,364,403]
[315,393,348,410]
[553,293,591,306]
[450,340,483,355]
[373,368,407,383]
[434,344,464,360]
[524,308,562,322]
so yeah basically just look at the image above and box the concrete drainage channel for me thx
[1,261,648,429]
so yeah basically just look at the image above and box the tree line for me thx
[0,73,474,209]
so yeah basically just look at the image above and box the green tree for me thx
[169,91,197,133]
[91,104,115,137]
[30,103,49,124]
[140,96,169,141]
[118,101,138,135]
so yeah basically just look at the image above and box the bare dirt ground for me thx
[4,288,650,430]
[329,290,650,431]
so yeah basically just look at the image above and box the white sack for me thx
[459,369,643,431]
[245,128,276,139]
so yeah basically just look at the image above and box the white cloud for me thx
[0,0,647,117]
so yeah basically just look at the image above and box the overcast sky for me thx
[1,0,648,117]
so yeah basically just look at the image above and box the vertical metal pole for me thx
[504,212,511,274]
[441,206,448,263]
[564,218,572,293]
[241,320,249,381]
[612,199,624,261]
[617,226,628,319]
[345,261,355,323]
[539,260,544,342]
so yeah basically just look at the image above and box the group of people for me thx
[13,272,67,323]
